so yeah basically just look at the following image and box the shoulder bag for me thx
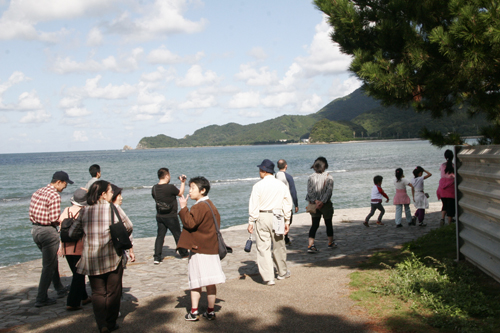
[109,203,133,255]
[203,201,232,260]
[153,185,173,214]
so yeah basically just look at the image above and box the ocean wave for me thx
[212,177,260,183]
[331,170,347,173]
[2,198,22,202]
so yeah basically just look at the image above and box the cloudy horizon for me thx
[0,0,360,154]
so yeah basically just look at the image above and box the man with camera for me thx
[152,168,189,264]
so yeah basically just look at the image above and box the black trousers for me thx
[154,215,188,261]
[89,262,123,331]
[65,255,89,307]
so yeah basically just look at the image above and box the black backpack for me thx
[60,209,82,243]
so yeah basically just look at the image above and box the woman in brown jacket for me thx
[178,176,226,321]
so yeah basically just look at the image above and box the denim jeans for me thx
[32,225,64,303]
[395,204,412,225]
[154,215,188,261]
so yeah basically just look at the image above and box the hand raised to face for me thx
[178,194,188,209]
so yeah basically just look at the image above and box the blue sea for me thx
[0,140,452,267]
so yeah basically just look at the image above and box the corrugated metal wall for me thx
[456,145,500,283]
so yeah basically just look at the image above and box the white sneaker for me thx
[277,270,291,280]
[154,260,161,265]
[265,280,275,286]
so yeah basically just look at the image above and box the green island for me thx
[136,88,487,149]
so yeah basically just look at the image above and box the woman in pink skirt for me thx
[393,168,414,227]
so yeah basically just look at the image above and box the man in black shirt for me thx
[152,168,189,264]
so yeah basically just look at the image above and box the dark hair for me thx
[444,149,454,175]
[373,175,383,185]
[311,157,328,173]
[87,180,110,205]
[89,164,100,177]
[413,166,424,178]
[277,159,287,170]
[157,168,170,180]
[395,168,404,182]
[110,184,122,203]
[189,176,210,196]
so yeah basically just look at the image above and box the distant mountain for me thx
[137,88,486,148]
[316,88,381,121]
[137,115,318,148]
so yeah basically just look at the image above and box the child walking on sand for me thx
[393,168,414,228]
[411,166,432,226]
[364,175,389,227]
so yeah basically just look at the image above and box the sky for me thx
[0,0,360,154]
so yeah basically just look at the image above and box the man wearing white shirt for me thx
[248,159,293,286]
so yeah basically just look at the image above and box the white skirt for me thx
[414,191,429,210]
[188,253,226,289]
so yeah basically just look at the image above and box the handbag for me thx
[109,203,133,255]
[244,235,253,253]
[153,185,173,214]
[306,202,317,214]
[203,201,232,260]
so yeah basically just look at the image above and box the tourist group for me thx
[28,151,455,332]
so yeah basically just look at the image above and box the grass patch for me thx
[350,224,500,332]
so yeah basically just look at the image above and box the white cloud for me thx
[235,64,278,86]
[0,0,116,41]
[176,65,220,87]
[64,107,92,117]
[0,88,44,112]
[19,110,51,123]
[51,48,143,74]
[72,130,89,142]
[0,115,8,123]
[238,110,262,118]
[84,75,136,99]
[158,112,174,123]
[295,17,352,77]
[106,0,207,41]
[278,63,302,90]
[59,75,137,119]
[179,91,217,109]
[227,91,260,109]
[128,83,173,120]
[140,66,176,82]
[248,47,268,60]
[16,91,44,110]
[328,76,362,99]
[147,46,204,64]
[299,94,322,113]
[87,27,103,46]
[0,71,30,96]
[261,92,297,108]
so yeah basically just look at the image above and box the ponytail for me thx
[444,149,454,175]
[395,168,403,182]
